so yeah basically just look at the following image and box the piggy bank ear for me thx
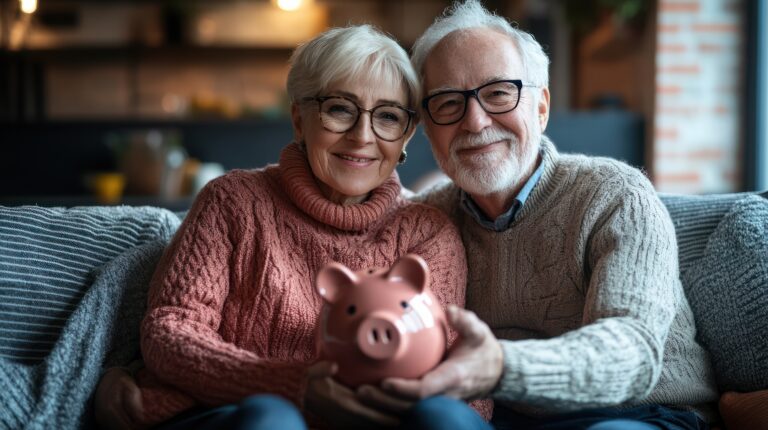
[316,263,357,303]
[387,254,430,293]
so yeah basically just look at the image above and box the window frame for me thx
[746,0,767,190]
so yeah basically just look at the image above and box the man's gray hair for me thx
[411,0,550,89]
[287,25,420,113]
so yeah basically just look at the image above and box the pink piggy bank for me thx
[315,254,448,387]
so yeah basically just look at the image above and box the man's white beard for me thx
[434,127,539,196]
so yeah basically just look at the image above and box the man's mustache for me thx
[451,128,518,151]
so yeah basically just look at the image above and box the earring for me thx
[296,140,307,153]
[397,150,408,165]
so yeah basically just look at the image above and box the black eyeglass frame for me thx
[302,96,416,142]
[421,79,531,126]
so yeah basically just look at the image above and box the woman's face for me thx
[291,76,414,205]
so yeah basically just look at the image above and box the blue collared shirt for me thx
[460,156,545,231]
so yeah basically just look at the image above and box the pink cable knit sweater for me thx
[137,143,481,426]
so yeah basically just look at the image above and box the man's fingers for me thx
[380,308,502,404]
[356,384,414,414]
[382,362,460,399]
[448,306,487,345]
[419,362,463,397]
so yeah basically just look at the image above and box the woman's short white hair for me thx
[411,0,549,89]
[287,25,420,113]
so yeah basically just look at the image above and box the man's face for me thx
[421,28,550,196]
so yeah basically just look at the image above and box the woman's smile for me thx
[333,152,378,167]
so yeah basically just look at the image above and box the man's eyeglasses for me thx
[422,79,531,126]
[302,96,415,142]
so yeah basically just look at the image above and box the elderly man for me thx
[362,1,719,429]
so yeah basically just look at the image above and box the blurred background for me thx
[0,0,766,210]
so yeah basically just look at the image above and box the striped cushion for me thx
[0,206,179,364]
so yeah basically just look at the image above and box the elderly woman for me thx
[94,25,492,430]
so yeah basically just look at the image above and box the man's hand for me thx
[94,367,144,430]
[380,306,504,401]
[305,361,400,429]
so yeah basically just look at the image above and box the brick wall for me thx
[653,0,744,193]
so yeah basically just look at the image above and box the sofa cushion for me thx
[681,195,768,392]
[659,193,751,274]
[0,206,179,364]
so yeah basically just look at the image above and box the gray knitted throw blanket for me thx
[0,240,167,429]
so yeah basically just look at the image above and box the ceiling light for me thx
[276,0,302,12]
[20,0,37,14]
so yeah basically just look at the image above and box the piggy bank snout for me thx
[356,312,404,360]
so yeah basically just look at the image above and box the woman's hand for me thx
[356,384,415,415]
[304,361,400,429]
[94,367,144,430]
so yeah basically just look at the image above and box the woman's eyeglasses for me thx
[303,96,415,142]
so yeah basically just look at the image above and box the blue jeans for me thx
[491,404,708,430]
[157,395,489,430]
[156,394,306,430]
[401,396,493,430]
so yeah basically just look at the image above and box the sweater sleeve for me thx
[491,181,679,411]
[140,178,308,420]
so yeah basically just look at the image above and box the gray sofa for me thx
[0,191,766,429]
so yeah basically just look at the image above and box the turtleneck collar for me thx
[278,143,402,232]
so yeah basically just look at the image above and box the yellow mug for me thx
[92,173,126,205]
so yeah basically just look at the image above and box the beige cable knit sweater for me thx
[418,137,719,421]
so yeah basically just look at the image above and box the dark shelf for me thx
[5,45,294,62]
[0,117,289,126]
